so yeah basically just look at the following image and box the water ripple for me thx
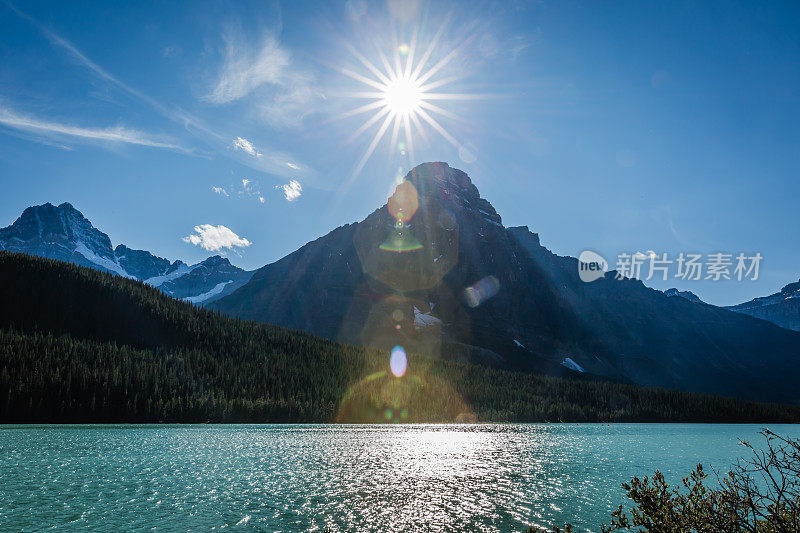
[1,424,797,532]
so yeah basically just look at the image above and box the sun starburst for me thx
[335,27,477,178]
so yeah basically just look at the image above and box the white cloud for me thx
[232,137,262,158]
[182,224,251,253]
[212,186,229,196]
[6,5,208,147]
[634,250,659,260]
[207,36,289,104]
[276,179,302,202]
[8,4,316,176]
[0,107,183,151]
[206,31,320,128]
[8,3,315,178]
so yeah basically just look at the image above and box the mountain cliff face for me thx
[0,202,252,305]
[212,162,800,403]
[155,255,253,303]
[664,288,704,304]
[0,202,130,276]
[727,280,800,332]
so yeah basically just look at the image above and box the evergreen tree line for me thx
[1,251,798,423]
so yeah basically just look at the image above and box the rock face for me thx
[0,202,253,305]
[115,244,182,281]
[156,255,253,304]
[664,288,704,304]
[727,280,800,332]
[211,162,800,404]
[0,202,129,276]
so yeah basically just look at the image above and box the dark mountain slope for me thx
[213,162,800,404]
[2,251,798,423]
[506,226,800,400]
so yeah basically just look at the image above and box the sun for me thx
[334,26,479,178]
[383,75,423,117]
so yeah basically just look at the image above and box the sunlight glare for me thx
[336,23,479,178]
[383,76,422,116]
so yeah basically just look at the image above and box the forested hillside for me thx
[1,251,798,423]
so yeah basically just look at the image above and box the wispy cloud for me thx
[276,179,303,202]
[182,224,251,253]
[257,70,319,128]
[232,137,261,158]
[214,177,267,204]
[6,3,175,122]
[0,107,183,151]
[207,36,289,104]
[6,3,312,176]
[206,29,321,128]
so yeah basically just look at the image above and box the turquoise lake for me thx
[1,424,798,531]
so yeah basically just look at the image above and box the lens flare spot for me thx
[379,224,424,253]
[382,180,423,253]
[387,180,419,222]
[390,345,407,377]
[462,275,501,308]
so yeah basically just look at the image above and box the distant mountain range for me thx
[5,251,798,423]
[210,162,800,404]
[0,202,252,304]
[725,280,800,332]
[663,283,800,332]
[3,163,799,404]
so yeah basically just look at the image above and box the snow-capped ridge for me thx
[1,202,254,305]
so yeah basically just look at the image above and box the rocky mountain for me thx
[211,162,800,404]
[0,202,252,305]
[663,288,704,304]
[152,255,253,304]
[727,280,800,332]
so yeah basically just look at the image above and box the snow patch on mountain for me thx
[413,306,442,330]
[74,242,132,278]
[145,263,195,287]
[184,281,233,304]
[561,357,585,373]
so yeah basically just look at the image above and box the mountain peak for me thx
[407,162,478,198]
[664,288,704,304]
[780,279,800,296]
[4,201,105,247]
[200,255,231,267]
[401,162,502,227]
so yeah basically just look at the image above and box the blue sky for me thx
[1,0,798,306]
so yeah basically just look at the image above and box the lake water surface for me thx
[1,424,798,532]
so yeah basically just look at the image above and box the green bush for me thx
[532,431,800,532]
